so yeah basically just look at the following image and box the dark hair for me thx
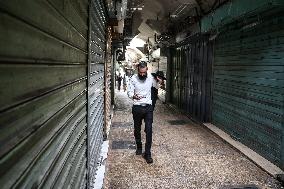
[138,61,147,69]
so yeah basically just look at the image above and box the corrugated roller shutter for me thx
[169,36,213,122]
[212,11,284,169]
[0,0,107,188]
[0,0,89,188]
[88,0,106,187]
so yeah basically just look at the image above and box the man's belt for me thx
[135,103,151,107]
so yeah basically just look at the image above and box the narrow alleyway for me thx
[103,91,283,189]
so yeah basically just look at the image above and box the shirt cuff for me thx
[128,92,134,99]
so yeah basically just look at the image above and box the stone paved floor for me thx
[103,90,283,189]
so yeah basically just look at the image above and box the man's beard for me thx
[138,74,147,81]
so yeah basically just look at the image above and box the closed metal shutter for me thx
[169,36,213,122]
[88,0,106,187]
[212,11,284,170]
[0,0,107,188]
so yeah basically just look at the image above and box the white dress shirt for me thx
[127,74,159,105]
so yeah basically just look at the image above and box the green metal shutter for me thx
[212,11,284,170]
[88,0,106,187]
[169,36,213,122]
[0,0,107,188]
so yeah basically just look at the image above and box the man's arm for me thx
[153,76,163,89]
[127,77,143,100]
[127,77,135,99]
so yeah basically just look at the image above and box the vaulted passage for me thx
[0,0,284,188]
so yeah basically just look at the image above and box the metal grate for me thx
[111,140,136,150]
[111,122,133,128]
[114,108,127,111]
[168,119,189,125]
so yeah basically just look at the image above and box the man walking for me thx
[127,61,162,164]
[151,71,166,110]
[116,73,122,91]
[123,74,128,92]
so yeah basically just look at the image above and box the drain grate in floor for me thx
[111,122,133,128]
[115,108,127,111]
[219,185,260,189]
[111,140,136,150]
[168,119,189,125]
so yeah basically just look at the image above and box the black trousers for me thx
[117,81,121,90]
[151,87,158,110]
[132,104,153,156]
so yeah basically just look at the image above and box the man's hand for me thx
[156,76,163,84]
[133,94,143,100]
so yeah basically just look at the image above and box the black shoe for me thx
[136,148,142,155]
[143,154,153,164]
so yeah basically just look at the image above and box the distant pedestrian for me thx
[116,73,122,91]
[123,75,128,92]
[127,61,163,164]
[151,71,166,110]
